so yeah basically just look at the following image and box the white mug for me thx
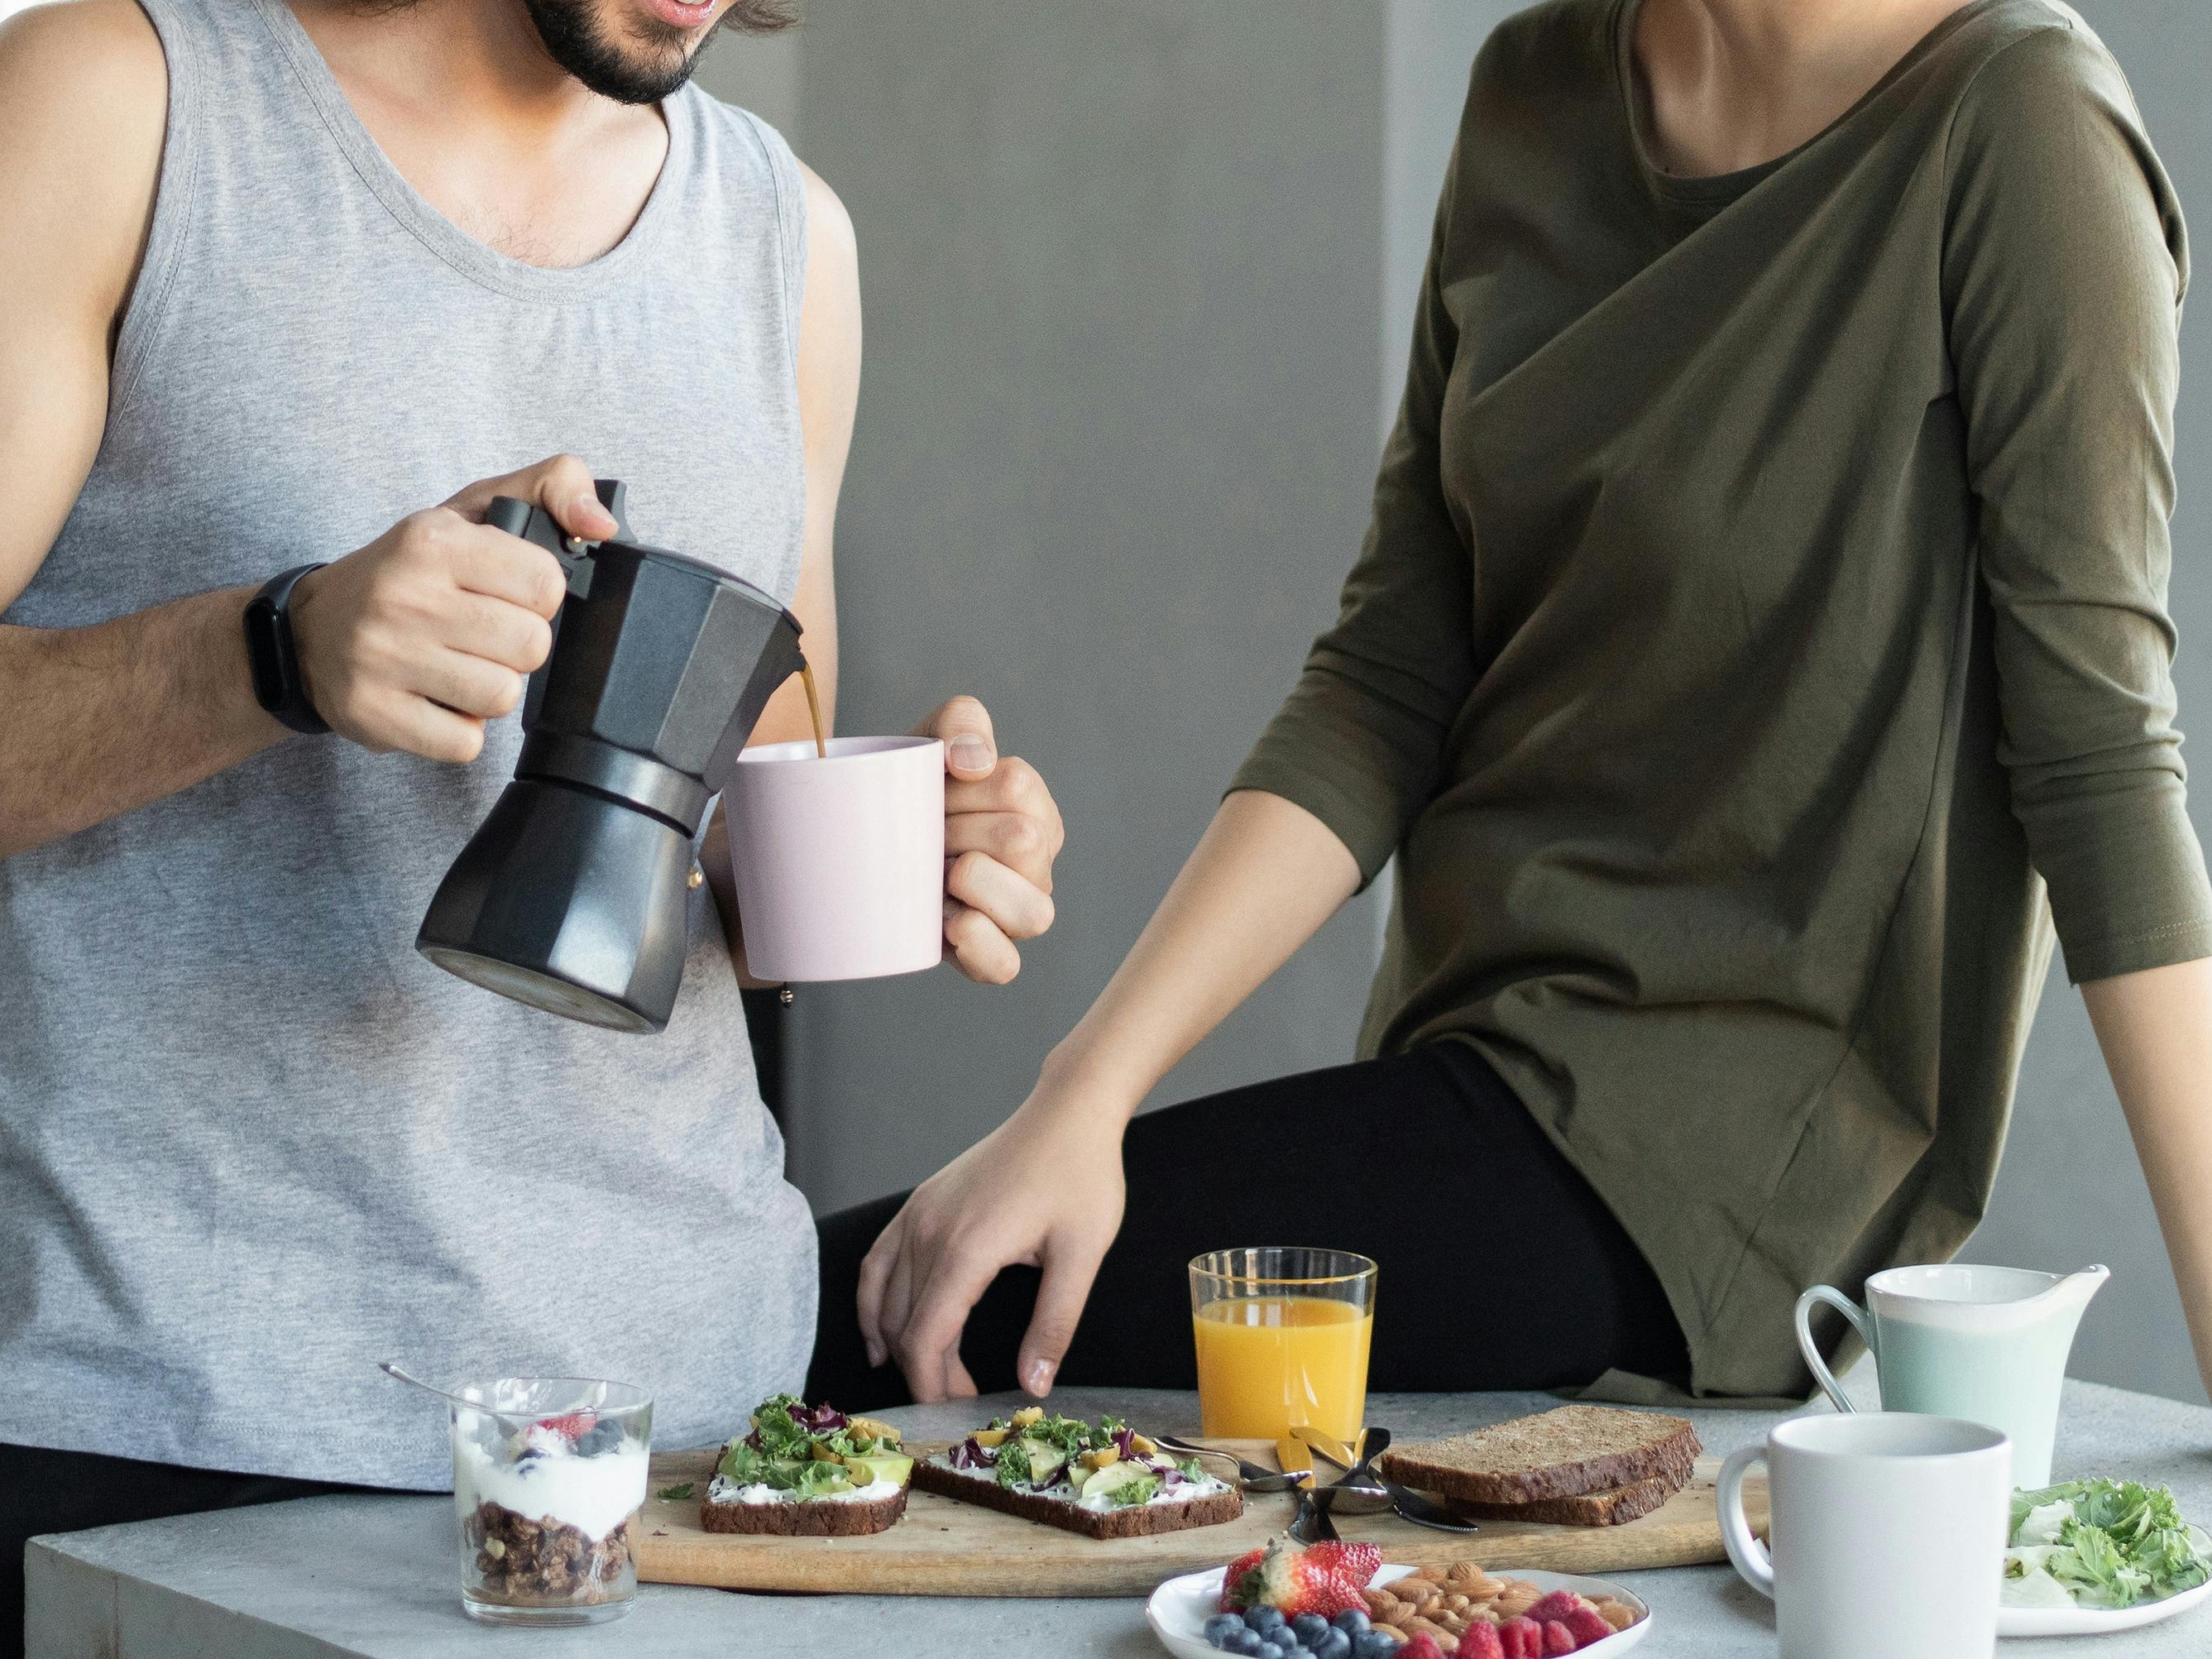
[722,736,946,981]
[1718,1412,2010,1659]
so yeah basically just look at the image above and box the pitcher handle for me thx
[1717,1445,1775,1599]
[1794,1283,1874,1414]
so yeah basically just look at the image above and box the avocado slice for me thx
[842,1452,914,1488]
[1080,1464,1160,1503]
[1017,1438,1069,1485]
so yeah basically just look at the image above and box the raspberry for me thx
[1542,1620,1577,1656]
[1498,1616,1545,1659]
[1522,1592,1585,1626]
[1562,1607,1613,1647]
[1400,1637,1448,1659]
[1458,1623,1507,1659]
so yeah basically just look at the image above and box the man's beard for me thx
[523,0,706,104]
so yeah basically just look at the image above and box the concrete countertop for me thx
[26,1379,2212,1657]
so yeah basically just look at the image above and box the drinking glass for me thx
[1190,1248,1377,1441]
[448,1376,652,1626]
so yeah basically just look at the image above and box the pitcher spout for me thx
[2036,1263,2110,1321]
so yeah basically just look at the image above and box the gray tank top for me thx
[0,0,816,1485]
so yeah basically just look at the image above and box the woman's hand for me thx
[915,696,1065,984]
[857,1084,1128,1402]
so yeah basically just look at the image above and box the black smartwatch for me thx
[242,563,331,735]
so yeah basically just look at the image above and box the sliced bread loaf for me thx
[1445,1464,1689,1527]
[1378,1404,1700,1505]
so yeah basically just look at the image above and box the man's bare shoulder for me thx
[0,0,169,321]
[797,162,857,288]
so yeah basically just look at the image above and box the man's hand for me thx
[917,696,1064,983]
[290,455,617,762]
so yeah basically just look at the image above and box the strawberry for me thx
[1223,1535,1370,1618]
[1542,1619,1578,1656]
[1219,1546,1266,1611]
[1304,1539,1383,1585]
[532,1410,595,1445]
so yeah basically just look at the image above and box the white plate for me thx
[1147,1564,1652,1659]
[1998,1573,2212,1637]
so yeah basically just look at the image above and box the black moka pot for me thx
[416,480,804,1034]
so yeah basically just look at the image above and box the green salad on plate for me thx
[2001,1479,2212,1609]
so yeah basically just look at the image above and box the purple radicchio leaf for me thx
[1112,1426,1139,1460]
[788,1402,849,1434]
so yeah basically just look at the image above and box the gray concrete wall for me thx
[697,1,2212,1404]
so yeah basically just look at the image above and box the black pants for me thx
[810,1043,1688,1407]
[1,1443,391,1659]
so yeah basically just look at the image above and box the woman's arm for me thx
[2081,961,2212,1398]
[858,788,1358,1400]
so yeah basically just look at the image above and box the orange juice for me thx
[1192,1295,1373,1441]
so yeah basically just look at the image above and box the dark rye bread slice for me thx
[1445,1464,1689,1527]
[912,1459,1243,1540]
[1378,1405,1701,1505]
[700,1484,909,1536]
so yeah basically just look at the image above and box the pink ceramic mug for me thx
[722,736,946,982]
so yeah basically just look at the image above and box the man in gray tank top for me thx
[0,0,1063,1629]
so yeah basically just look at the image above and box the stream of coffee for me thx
[799,659,827,759]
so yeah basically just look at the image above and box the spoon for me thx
[1151,1431,1310,1493]
[380,1360,479,1410]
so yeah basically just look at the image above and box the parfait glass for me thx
[448,1376,653,1626]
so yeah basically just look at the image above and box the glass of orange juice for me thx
[1190,1247,1377,1442]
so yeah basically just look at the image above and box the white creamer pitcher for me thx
[1794,1263,2109,1489]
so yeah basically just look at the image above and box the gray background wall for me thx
[701,0,2212,1406]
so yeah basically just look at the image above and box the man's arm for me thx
[2080,961,2212,1399]
[0,6,613,860]
[0,2,285,856]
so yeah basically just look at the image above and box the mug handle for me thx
[1717,1445,1775,1599]
[1793,1283,1874,1414]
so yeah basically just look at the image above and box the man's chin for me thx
[524,0,716,105]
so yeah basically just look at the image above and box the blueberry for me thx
[1257,1644,1292,1659]
[1291,1613,1331,1645]
[1205,1613,1244,1647]
[1247,1606,1286,1635]
[1333,1610,1372,1636]
[1312,1632,1352,1659]
[1353,1633,1400,1659]
[1224,1630,1265,1657]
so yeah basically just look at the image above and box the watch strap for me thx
[244,563,331,735]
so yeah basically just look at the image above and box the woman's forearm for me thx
[1037,787,1362,1115]
[2080,957,2212,1394]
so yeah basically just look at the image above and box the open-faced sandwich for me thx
[701,1393,912,1536]
[912,1404,1242,1539]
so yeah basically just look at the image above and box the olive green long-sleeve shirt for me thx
[1233,0,2212,1398]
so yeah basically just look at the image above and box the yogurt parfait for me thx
[448,1376,652,1625]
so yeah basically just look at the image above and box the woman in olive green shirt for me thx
[817,0,2212,1408]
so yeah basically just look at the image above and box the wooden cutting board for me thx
[632,1441,1767,1597]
